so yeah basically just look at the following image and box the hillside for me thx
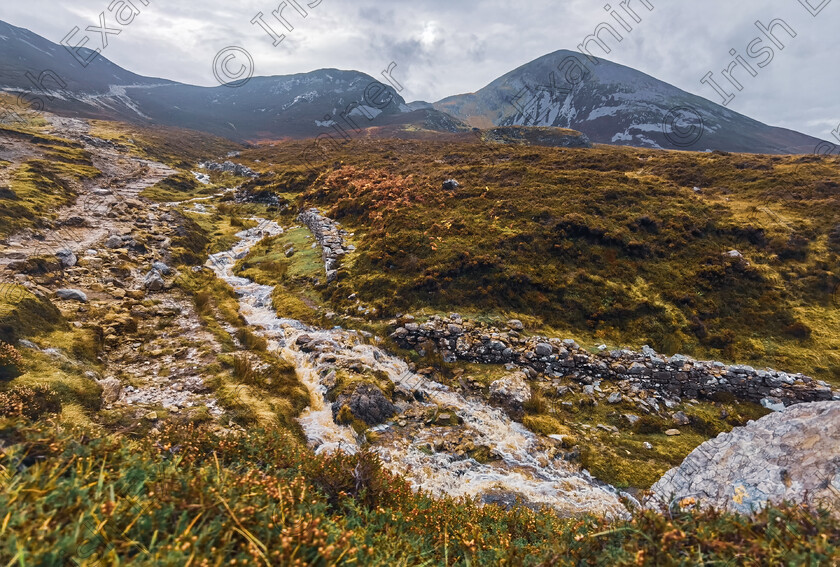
[1,78,839,567]
[236,137,840,384]
[434,50,827,154]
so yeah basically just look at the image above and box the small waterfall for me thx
[207,221,631,519]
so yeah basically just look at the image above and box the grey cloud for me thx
[0,0,837,139]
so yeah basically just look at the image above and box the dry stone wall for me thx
[389,314,838,407]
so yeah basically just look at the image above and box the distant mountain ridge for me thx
[0,20,828,153]
[0,20,460,141]
[434,50,826,154]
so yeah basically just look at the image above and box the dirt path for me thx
[1,115,227,424]
[1,116,176,265]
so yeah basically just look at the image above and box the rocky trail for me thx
[1,116,176,265]
[1,117,225,425]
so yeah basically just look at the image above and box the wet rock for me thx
[489,372,531,418]
[55,288,88,303]
[332,383,397,426]
[144,270,165,292]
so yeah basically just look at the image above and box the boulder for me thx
[489,372,531,418]
[672,411,690,425]
[55,250,77,268]
[332,383,397,426]
[649,401,840,518]
[144,270,165,292]
[55,288,87,303]
[105,235,124,249]
[98,378,122,404]
[152,261,172,276]
[442,179,460,191]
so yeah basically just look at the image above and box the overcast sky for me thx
[2,0,838,140]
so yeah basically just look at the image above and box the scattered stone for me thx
[98,378,122,404]
[55,250,77,268]
[665,429,681,436]
[623,414,640,426]
[672,411,690,425]
[55,288,88,303]
[105,235,124,249]
[144,270,165,292]
[506,319,524,331]
[152,261,172,275]
[442,179,460,191]
[607,392,622,404]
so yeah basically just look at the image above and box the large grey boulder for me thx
[648,401,840,517]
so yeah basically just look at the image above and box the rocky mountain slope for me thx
[0,20,467,141]
[1,21,829,153]
[434,50,826,154]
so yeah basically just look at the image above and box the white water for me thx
[208,221,631,519]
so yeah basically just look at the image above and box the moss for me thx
[0,157,99,237]
[140,171,217,202]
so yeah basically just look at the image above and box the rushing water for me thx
[207,221,631,519]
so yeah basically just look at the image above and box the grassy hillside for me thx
[234,138,840,384]
[2,415,838,566]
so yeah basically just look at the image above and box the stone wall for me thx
[389,315,838,407]
[297,208,353,283]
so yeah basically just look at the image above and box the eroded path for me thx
[1,116,224,423]
[1,116,176,265]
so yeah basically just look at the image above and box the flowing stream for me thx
[207,221,631,519]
